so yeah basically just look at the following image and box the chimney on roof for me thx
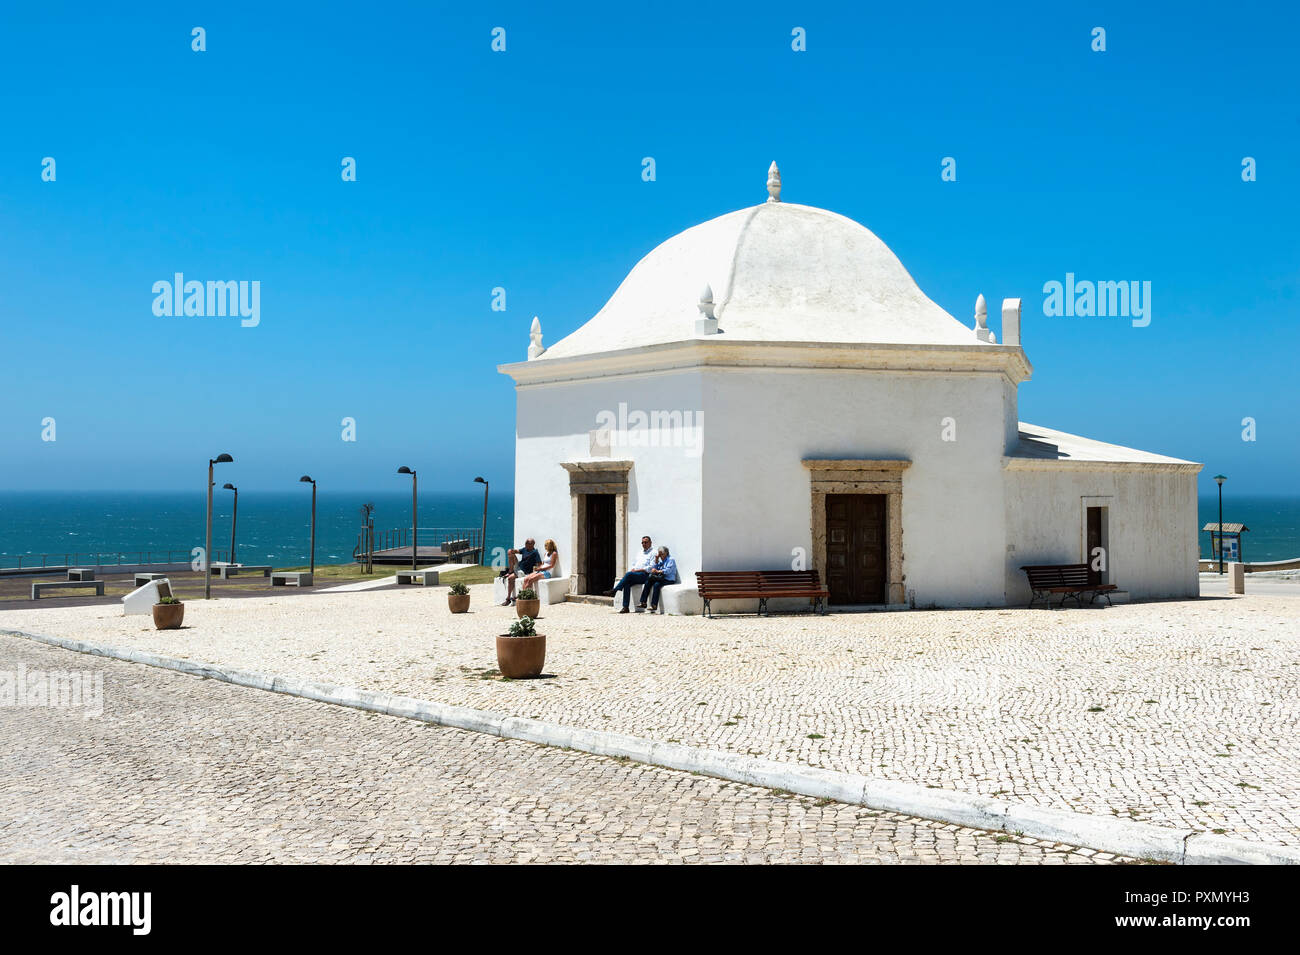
[1002,298,1022,347]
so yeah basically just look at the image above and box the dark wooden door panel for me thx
[584,494,615,595]
[826,494,886,604]
[1086,506,1103,585]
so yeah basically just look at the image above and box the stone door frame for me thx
[561,461,633,595]
[1080,494,1114,586]
[803,459,910,606]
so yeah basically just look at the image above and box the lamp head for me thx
[212,453,233,464]
[474,476,486,484]
[222,483,236,491]
[299,475,314,484]
[1214,474,1227,486]
[398,466,414,475]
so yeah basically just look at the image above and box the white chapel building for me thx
[498,165,1200,612]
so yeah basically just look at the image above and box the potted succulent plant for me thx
[496,615,546,679]
[447,581,471,614]
[514,587,541,619]
[152,594,185,630]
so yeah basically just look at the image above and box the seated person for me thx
[638,546,678,612]
[612,535,655,613]
[520,539,560,594]
[500,538,542,605]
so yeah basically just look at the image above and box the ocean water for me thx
[1197,495,1300,562]
[2,491,1295,569]
[0,490,515,569]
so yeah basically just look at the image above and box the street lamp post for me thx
[299,475,317,575]
[474,476,489,566]
[360,502,375,575]
[222,483,238,567]
[398,466,417,571]
[205,453,234,599]
[1214,474,1227,575]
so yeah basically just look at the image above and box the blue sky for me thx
[1,1,1296,496]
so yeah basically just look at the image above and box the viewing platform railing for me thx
[355,527,484,565]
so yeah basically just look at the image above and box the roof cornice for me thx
[499,339,1032,387]
[1003,457,1202,474]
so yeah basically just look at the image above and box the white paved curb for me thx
[6,626,1297,866]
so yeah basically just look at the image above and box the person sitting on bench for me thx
[500,538,543,605]
[612,535,656,612]
[520,539,560,594]
[637,546,678,612]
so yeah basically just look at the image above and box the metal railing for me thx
[355,527,483,563]
[0,548,223,571]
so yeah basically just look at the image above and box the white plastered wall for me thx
[513,369,705,582]
[700,366,1012,607]
[1003,466,1200,603]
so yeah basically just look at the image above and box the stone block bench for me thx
[33,579,105,599]
[67,568,96,581]
[393,563,477,587]
[211,564,273,580]
[271,571,314,587]
[396,569,438,586]
[492,575,571,606]
[657,583,704,615]
[134,572,168,587]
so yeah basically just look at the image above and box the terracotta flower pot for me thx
[448,593,470,614]
[152,602,185,630]
[496,634,546,679]
[515,597,541,619]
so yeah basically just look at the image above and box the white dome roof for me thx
[540,199,975,360]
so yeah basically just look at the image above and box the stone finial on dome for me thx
[766,162,782,203]
[696,282,719,335]
[527,315,546,359]
[698,283,715,319]
[974,294,996,343]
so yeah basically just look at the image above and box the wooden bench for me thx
[695,570,829,618]
[211,564,273,579]
[67,568,96,581]
[1021,564,1117,608]
[32,580,105,599]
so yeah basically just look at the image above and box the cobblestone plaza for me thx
[4,585,1295,850]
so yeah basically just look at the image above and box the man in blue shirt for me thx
[501,538,542,605]
[639,546,679,612]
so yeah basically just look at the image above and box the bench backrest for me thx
[696,570,825,595]
[1021,563,1092,589]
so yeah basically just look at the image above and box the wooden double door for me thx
[825,493,886,605]
[583,493,616,595]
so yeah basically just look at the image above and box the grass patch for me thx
[272,562,498,586]
[437,565,499,586]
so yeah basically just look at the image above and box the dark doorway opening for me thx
[825,493,886,604]
[1086,506,1105,585]
[583,493,616,595]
